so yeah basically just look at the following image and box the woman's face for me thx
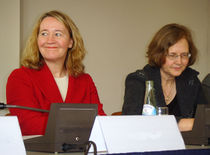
[160,38,190,78]
[38,17,73,64]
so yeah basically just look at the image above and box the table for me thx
[26,145,210,155]
[27,152,84,155]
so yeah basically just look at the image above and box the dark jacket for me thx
[122,64,207,121]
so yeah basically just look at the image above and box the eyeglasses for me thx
[166,53,191,60]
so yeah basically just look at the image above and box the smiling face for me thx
[37,17,73,65]
[160,38,190,78]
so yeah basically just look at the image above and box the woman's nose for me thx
[46,34,55,43]
[174,56,182,64]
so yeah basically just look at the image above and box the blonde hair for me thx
[21,10,86,77]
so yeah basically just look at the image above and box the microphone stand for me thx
[0,102,49,113]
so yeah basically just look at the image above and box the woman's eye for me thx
[168,54,177,58]
[181,53,188,57]
[55,33,62,37]
[40,32,48,36]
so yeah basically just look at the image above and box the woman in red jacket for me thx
[6,10,106,136]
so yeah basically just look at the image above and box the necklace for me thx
[163,81,175,104]
[165,93,172,102]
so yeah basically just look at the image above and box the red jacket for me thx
[6,64,106,135]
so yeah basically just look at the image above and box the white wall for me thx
[1,0,209,115]
[0,0,20,104]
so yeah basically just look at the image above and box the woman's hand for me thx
[178,118,195,132]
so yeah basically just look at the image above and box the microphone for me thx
[0,102,49,113]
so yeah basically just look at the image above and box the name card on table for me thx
[90,115,185,154]
[0,116,26,155]
[89,116,108,153]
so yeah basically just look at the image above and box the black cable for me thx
[84,141,97,155]
[62,141,97,155]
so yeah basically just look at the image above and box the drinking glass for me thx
[157,107,168,115]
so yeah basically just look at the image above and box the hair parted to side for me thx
[21,10,86,77]
[146,23,198,67]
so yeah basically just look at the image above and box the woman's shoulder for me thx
[180,67,200,80]
[71,73,93,82]
[125,69,149,86]
[10,66,41,77]
[7,66,35,85]
[126,64,157,81]
[69,73,97,88]
[9,66,29,77]
[177,67,201,87]
[127,69,145,79]
[184,67,199,75]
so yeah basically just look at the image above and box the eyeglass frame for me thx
[166,52,191,60]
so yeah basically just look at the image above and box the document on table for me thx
[0,116,26,155]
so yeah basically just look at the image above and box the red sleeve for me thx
[6,69,48,135]
[88,75,106,116]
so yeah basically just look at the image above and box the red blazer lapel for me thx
[24,64,63,103]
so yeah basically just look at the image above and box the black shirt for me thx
[167,95,182,117]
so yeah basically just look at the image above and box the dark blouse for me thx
[122,65,207,121]
[167,95,181,117]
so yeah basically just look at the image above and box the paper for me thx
[89,116,107,153]
[0,116,26,155]
[97,115,185,153]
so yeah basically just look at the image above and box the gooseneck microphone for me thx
[0,102,49,113]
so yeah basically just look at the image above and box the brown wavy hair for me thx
[21,10,86,77]
[146,23,198,67]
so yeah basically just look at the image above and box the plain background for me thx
[0,0,210,115]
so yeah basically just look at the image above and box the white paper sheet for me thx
[97,115,185,153]
[89,117,107,153]
[0,116,26,155]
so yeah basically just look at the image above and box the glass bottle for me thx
[142,80,157,115]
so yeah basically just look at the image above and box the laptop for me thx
[24,103,98,153]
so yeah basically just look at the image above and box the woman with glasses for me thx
[122,23,207,131]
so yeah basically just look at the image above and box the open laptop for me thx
[24,103,98,153]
